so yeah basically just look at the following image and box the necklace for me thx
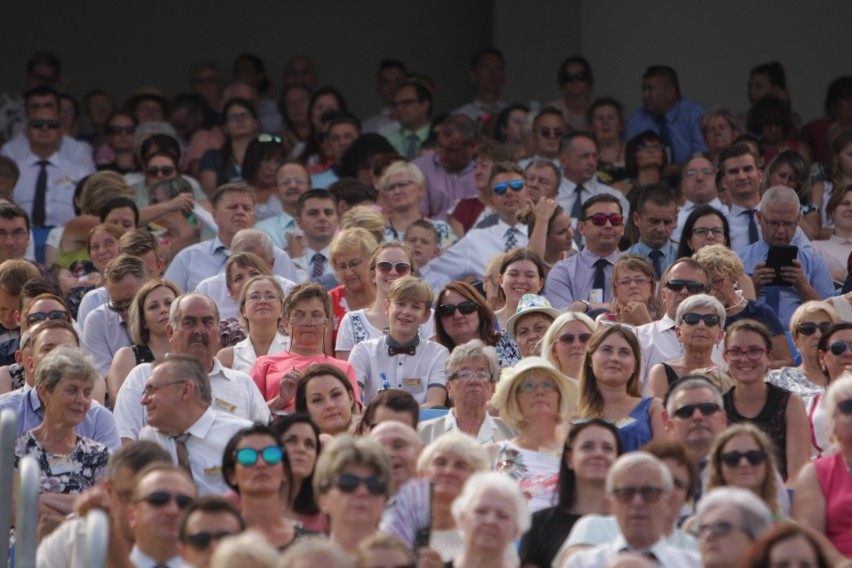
[725,296,747,312]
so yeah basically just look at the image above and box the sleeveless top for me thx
[131,344,155,365]
[814,454,852,556]
[617,397,655,453]
[662,363,680,387]
[723,383,791,478]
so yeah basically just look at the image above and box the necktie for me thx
[404,133,420,160]
[593,258,608,292]
[33,160,49,228]
[311,252,325,279]
[744,210,759,244]
[388,345,416,356]
[570,184,585,220]
[766,285,781,317]
[173,433,193,478]
[656,115,672,151]
[504,227,518,252]
[649,249,664,279]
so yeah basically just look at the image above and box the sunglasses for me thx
[334,473,386,495]
[26,310,68,325]
[492,180,524,195]
[538,127,565,139]
[138,491,193,509]
[437,301,478,317]
[375,261,411,275]
[558,332,591,345]
[828,341,852,356]
[720,450,766,468]
[236,446,283,467]
[185,531,236,550]
[796,322,831,336]
[693,521,742,538]
[584,213,623,227]
[672,402,721,419]
[681,313,721,327]
[257,134,283,143]
[108,300,132,313]
[838,399,852,415]
[146,165,175,177]
[29,119,61,130]
[107,125,134,135]
[336,257,365,271]
[611,486,664,503]
[664,279,707,293]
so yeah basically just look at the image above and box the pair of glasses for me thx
[437,301,477,317]
[26,310,68,325]
[184,531,236,550]
[616,276,650,288]
[720,450,766,468]
[518,380,557,393]
[336,257,365,271]
[692,521,743,538]
[664,280,707,293]
[246,293,280,304]
[797,322,831,336]
[236,446,283,467]
[672,402,721,419]
[451,369,492,382]
[0,229,27,240]
[226,111,252,123]
[493,180,524,195]
[142,380,186,399]
[684,168,715,178]
[558,332,591,345]
[692,227,724,237]
[828,341,852,356]
[681,313,721,327]
[538,127,564,139]
[376,261,411,275]
[384,180,415,192]
[584,213,623,227]
[146,166,175,177]
[334,473,386,495]
[724,347,767,361]
[107,125,134,135]
[610,486,664,503]
[138,491,193,509]
[29,119,61,130]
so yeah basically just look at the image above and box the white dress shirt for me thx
[76,286,108,331]
[129,545,192,568]
[294,245,333,278]
[425,218,528,281]
[562,534,701,568]
[557,177,631,223]
[36,516,87,568]
[195,274,296,320]
[81,304,132,376]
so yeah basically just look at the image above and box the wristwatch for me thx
[579,299,591,313]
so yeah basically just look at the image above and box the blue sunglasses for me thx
[235,446,283,467]
[493,180,524,195]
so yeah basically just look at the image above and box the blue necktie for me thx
[766,285,781,317]
[649,249,664,279]
[744,210,759,244]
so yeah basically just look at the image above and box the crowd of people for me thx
[0,48,851,567]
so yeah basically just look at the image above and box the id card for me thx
[401,378,423,393]
[213,397,238,414]
[47,454,75,475]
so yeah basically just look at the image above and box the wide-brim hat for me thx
[499,356,579,415]
[506,294,561,338]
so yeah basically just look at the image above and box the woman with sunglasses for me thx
[221,423,311,550]
[793,373,852,559]
[539,312,596,383]
[328,228,379,344]
[335,241,433,361]
[722,320,809,483]
[597,254,659,326]
[434,281,505,355]
[706,424,788,519]
[648,294,727,399]
[271,413,325,532]
[198,98,259,197]
[294,364,359,437]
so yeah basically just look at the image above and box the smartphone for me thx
[765,245,798,286]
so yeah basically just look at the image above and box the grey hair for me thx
[169,292,219,329]
[445,339,499,383]
[451,471,531,535]
[152,354,212,406]
[605,452,673,496]
[694,487,773,541]
[131,121,178,161]
[278,537,354,568]
[232,228,275,263]
[416,431,488,474]
[540,311,596,369]
[675,293,726,328]
[664,375,724,416]
[759,185,801,212]
[209,530,279,568]
[825,373,852,438]
[151,177,193,202]
[524,158,562,188]
[35,345,99,392]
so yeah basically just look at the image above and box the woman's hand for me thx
[415,547,443,568]
[618,301,653,326]
[167,193,195,216]
[278,368,302,406]
[531,197,558,220]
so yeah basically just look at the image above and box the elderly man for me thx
[418,340,515,443]
[672,154,723,242]
[693,487,773,568]
[139,355,252,495]
[564,452,701,567]
[113,292,270,442]
[369,421,423,496]
[741,186,834,326]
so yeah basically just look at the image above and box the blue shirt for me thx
[624,98,708,164]
[624,241,678,276]
[0,387,120,450]
[81,304,132,376]
[729,204,812,251]
[545,249,621,310]
[164,235,229,292]
[255,211,297,250]
[739,240,834,327]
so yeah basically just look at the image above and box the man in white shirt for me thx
[519,108,567,169]
[672,154,723,242]
[721,144,764,251]
[292,188,339,289]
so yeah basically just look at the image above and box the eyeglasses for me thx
[184,531,236,550]
[108,300,132,313]
[762,218,798,230]
[720,450,767,468]
[518,380,557,393]
[142,380,186,399]
[106,125,134,135]
[437,301,478,318]
[672,402,721,419]
[226,111,252,123]
[681,312,721,327]
[610,486,665,503]
[26,310,69,325]
[828,341,852,356]
[664,279,707,293]
[290,316,326,325]
[0,229,27,240]
[558,332,591,345]
[336,257,366,271]
[334,473,387,495]
[684,168,715,178]
[693,521,744,538]
[246,293,280,304]
[538,127,565,139]
[235,446,284,467]
[638,143,663,152]
[451,369,492,382]
[145,165,175,177]
[492,180,525,195]
[29,119,61,130]
[692,227,724,237]
[796,321,831,336]
[584,213,623,227]
[563,72,589,83]
[616,276,651,288]
[383,180,415,192]
[375,261,411,275]
[257,134,282,143]
[838,399,852,415]
[724,347,767,361]
[138,491,194,509]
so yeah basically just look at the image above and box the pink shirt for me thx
[815,453,852,556]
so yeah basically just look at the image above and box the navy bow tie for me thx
[388,345,416,356]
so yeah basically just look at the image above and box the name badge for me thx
[213,397,238,414]
[203,466,222,478]
[616,416,637,429]
[401,378,423,393]
[47,454,75,475]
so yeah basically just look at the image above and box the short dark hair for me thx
[221,423,290,497]
[362,390,420,429]
[750,61,787,90]
[18,278,62,313]
[179,496,245,542]
[328,178,377,209]
[100,197,139,227]
[643,65,680,97]
[295,364,356,416]
[27,52,61,76]
[471,48,503,70]
[675,205,731,259]
[635,184,676,215]
[559,131,596,154]
[23,86,59,109]
[400,82,433,115]
[718,143,758,170]
[405,219,439,244]
[585,97,623,129]
[0,156,20,183]
[580,193,622,219]
[118,229,159,257]
[377,59,407,79]
[533,107,566,130]
[296,189,337,217]
[241,138,288,185]
[270,413,321,515]
[326,112,362,136]
[558,55,594,88]
[0,201,30,232]
[747,95,793,139]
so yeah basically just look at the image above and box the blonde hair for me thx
[416,431,488,474]
[377,160,425,192]
[693,243,745,282]
[492,359,575,429]
[329,227,379,268]
[540,312,596,371]
[387,275,432,308]
[788,301,841,338]
[340,205,385,244]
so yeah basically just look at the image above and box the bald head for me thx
[368,421,422,494]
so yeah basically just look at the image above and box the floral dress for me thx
[494,441,560,514]
[14,431,110,494]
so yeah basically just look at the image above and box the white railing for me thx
[14,455,39,568]
[0,408,15,568]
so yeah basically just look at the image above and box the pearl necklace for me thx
[725,295,747,312]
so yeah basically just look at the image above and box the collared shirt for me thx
[36,515,87,568]
[418,409,516,444]
[349,335,449,405]
[624,241,678,276]
[636,314,726,387]
[76,286,108,331]
[561,530,700,568]
[452,99,508,122]
[0,386,120,450]
[232,333,289,375]
[419,265,451,297]
[362,107,398,135]
[386,124,431,158]
[624,98,709,164]
[81,304,132,376]
[385,218,457,250]
[114,358,271,441]
[672,198,724,242]
[545,248,621,310]
[810,234,852,281]
[729,204,814,252]
[294,245,333,279]
[163,235,229,292]
[2,131,94,168]
[140,407,252,495]
[557,177,631,225]
[413,152,477,220]
[425,218,529,281]
[740,239,835,327]
[129,545,192,568]
[196,274,296,320]
[255,211,298,250]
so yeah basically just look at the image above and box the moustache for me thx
[189,333,209,346]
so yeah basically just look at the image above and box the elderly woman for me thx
[448,471,529,568]
[693,487,774,568]
[492,356,578,513]
[744,523,833,568]
[812,182,852,281]
[647,294,726,399]
[328,227,379,343]
[700,107,739,162]
[13,346,110,518]
[539,312,596,383]
[419,340,514,443]
[294,364,360,437]
[597,254,659,326]
[314,436,391,554]
[505,294,560,359]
